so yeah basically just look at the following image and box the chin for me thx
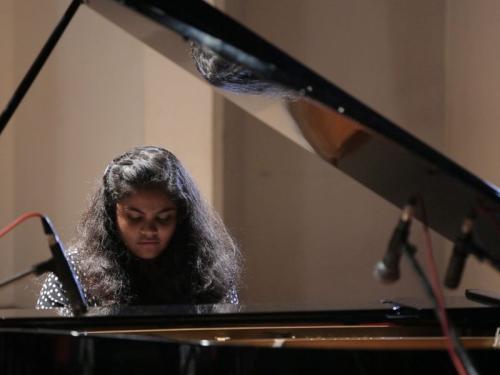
[135,251,162,260]
[131,245,167,260]
[127,241,169,260]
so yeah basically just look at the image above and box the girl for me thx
[37,146,240,308]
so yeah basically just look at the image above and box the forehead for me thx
[117,188,176,210]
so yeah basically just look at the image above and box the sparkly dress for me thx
[36,252,239,309]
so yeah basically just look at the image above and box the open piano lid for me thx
[84,0,500,267]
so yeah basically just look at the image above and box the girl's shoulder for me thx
[223,285,239,304]
[36,272,68,309]
[36,248,95,309]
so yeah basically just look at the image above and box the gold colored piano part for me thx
[86,323,495,350]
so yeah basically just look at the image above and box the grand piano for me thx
[2,1,500,373]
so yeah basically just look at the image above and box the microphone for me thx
[40,216,88,314]
[374,199,416,283]
[444,213,475,289]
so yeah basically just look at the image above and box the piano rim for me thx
[0,324,497,351]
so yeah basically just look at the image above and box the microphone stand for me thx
[402,244,478,375]
[0,0,82,135]
[374,200,479,375]
[0,256,87,317]
[0,259,53,288]
[0,255,87,316]
[0,213,88,316]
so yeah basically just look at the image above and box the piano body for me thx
[1,0,500,373]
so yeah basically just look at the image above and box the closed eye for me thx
[156,213,175,223]
[127,215,143,222]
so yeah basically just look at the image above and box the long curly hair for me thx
[189,41,299,100]
[72,146,241,306]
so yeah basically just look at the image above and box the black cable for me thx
[402,244,479,375]
[0,0,82,135]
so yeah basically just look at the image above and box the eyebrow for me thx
[124,207,176,215]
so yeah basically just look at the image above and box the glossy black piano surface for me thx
[2,330,500,374]
[1,299,500,374]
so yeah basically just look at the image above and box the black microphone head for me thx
[444,214,475,289]
[374,260,400,283]
[444,247,468,289]
[40,216,53,235]
[40,215,88,314]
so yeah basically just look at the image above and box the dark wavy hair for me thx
[189,41,299,100]
[72,146,240,306]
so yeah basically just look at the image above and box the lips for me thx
[137,241,159,245]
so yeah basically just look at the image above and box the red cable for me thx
[0,212,44,238]
[418,200,468,375]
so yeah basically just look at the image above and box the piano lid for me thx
[84,1,500,268]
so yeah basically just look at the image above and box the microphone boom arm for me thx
[0,258,53,288]
[0,0,82,135]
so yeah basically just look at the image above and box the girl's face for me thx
[116,188,177,259]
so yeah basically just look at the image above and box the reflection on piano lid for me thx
[84,0,500,270]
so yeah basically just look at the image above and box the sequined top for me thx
[36,252,239,309]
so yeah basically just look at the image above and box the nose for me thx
[140,221,158,236]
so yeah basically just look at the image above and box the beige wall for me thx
[1,0,214,307]
[446,1,500,292]
[143,48,215,199]
[0,0,15,304]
